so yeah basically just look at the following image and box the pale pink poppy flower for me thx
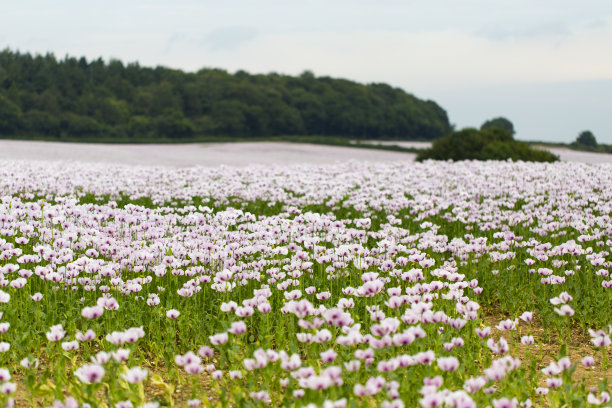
[228,321,246,335]
[179,352,201,367]
[243,359,256,371]
[437,356,460,372]
[90,351,111,365]
[76,329,96,342]
[250,391,271,403]
[320,349,337,363]
[74,364,105,384]
[235,306,254,317]
[20,358,38,369]
[30,292,43,301]
[112,348,131,362]
[0,382,15,394]
[313,329,332,343]
[492,398,518,408]
[46,324,66,342]
[582,356,595,367]
[553,305,574,316]
[557,357,572,371]
[344,359,361,372]
[61,341,79,351]
[381,399,404,408]
[198,346,214,358]
[316,291,331,300]
[185,364,204,374]
[483,386,497,394]
[419,393,444,408]
[463,376,487,394]
[81,305,104,319]
[121,367,148,384]
[589,329,611,347]
[475,327,491,338]
[257,302,271,313]
[209,332,228,345]
[545,377,562,388]
[496,319,518,331]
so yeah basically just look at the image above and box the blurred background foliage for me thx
[0,49,452,142]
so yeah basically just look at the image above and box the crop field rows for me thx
[0,160,610,407]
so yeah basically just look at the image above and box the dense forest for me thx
[0,49,452,142]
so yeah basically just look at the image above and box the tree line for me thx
[0,49,452,142]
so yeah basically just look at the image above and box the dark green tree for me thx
[23,109,60,136]
[481,117,515,135]
[155,109,194,138]
[60,112,103,137]
[0,93,22,133]
[575,130,597,147]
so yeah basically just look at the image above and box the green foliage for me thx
[0,49,452,141]
[574,130,597,147]
[480,116,515,135]
[416,127,559,162]
[60,112,104,137]
[0,93,22,132]
[155,109,194,138]
[568,130,612,153]
[23,109,60,136]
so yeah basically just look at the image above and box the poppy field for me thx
[0,159,610,407]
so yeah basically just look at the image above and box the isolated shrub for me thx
[417,127,558,162]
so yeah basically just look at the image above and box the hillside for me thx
[0,49,452,142]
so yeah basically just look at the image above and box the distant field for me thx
[0,140,416,167]
[535,146,612,164]
[1,139,612,167]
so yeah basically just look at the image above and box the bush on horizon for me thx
[416,127,559,162]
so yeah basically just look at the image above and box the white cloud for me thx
[202,27,259,52]
[180,23,612,92]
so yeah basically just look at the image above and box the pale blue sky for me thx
[2,0,611,142]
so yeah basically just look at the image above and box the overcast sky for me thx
[2,0,611,143]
